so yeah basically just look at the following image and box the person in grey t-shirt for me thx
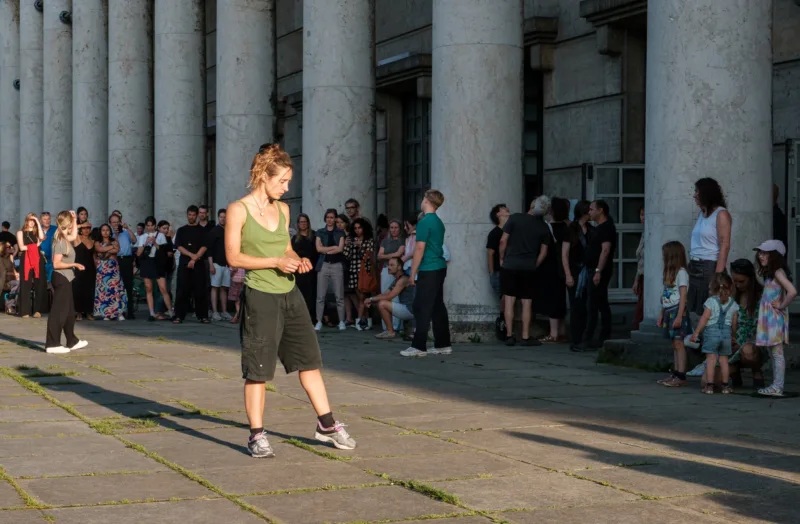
[364,257,414,339]
[45,210,88,354]
[377,219,406,330]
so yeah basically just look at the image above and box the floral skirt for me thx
[93,259,128,319]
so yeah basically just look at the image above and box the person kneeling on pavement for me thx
[365,257,414,339]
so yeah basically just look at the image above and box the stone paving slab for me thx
[0,510,48,523]
[431,471,639,512]
[0,420,95,438]
[44,499,266,524]
[357,450,538,481]
[1,315,799,523]
[0,481,23,509]
[19,471,216,506]
[243,485,461,524]
[505,500,727,523]
[197,461,386,496]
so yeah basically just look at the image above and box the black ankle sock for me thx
[250,427,263,437]
[318,412,335,429]
[674,371,687,380]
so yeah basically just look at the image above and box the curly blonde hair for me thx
[248,143,293,190]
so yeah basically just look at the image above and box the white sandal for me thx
[757,384,784,397]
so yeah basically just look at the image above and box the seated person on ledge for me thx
[366,257,414,339]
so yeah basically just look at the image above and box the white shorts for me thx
[210,264,231,288]
[392,302,414,321]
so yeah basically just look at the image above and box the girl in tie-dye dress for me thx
[755,240,797,396]
[93,224,128,320]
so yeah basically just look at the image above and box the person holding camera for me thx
[135,216,173,321]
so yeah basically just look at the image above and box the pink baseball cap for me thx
[754,240,786,256]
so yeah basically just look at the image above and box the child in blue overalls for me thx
[690,272,739,395]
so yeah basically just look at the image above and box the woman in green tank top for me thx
[225,143,356,458]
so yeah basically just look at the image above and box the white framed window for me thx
[586,164,644,302]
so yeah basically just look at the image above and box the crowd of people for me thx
[485,177,794,397]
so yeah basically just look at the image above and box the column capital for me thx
[524,17,557,72]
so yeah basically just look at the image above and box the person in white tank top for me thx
[687,178,732,317]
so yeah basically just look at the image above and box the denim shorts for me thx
[661,305,692,340]
[702,325,732,356]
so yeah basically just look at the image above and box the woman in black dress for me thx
[563,200,592,350]
[72,222,96,320]
[292,213,318,324]
[534,197,569,343]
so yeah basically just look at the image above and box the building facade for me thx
[0,0,799,333]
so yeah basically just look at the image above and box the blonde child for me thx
[690,273,738,395]
[656,241,692,387]
[754,240,797,396]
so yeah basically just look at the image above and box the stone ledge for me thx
[600,338,800,371]
[579,0,647,27]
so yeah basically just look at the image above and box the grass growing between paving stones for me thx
[87,364,113,375]
[0,367,276,523]
[0,465,49,509]
[91,416,160,435]
[174,399,220,417]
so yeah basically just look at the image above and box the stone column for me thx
[643,0,773,321]
[73,0,108,221]
[43,0,72,213]
[431,0,523,332]
[19,0,43,220]
[0,0,20,224]
[108,0,153,220]
[302,0,375,223]
[215,0,274,211]
[154,0,205,230]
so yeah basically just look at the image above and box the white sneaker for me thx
[430,346,452,355]
[212,312,222,321]
[69,340,88,351]
[338,322,347,331]
[118,315,126,322]
[46,346,70,354]
[314,322,322,331]
[400,347,427,357]
[221,312,232,321]
[686,362,706,377]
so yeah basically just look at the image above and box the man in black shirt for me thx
[173,205,210,324]
[0,222,17,257]
[486,204,509,338]
[575,199,616,351]
[499,198,552,346]
[208,209,231,321]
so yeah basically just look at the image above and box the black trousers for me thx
[46,273,79,349]
[18,259,48,317]
[118,256,135,317]
[411,268,451,351]
[175,263,209,321]
[567,285,588,346]
[585,274,612,343]
[296,271,317,323]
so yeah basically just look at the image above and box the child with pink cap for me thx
[754,240,797,396]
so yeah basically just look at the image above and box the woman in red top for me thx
[16,213,48,318]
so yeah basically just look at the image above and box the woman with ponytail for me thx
[45,211,88,354]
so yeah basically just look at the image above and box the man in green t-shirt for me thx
[402,189,452,357]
